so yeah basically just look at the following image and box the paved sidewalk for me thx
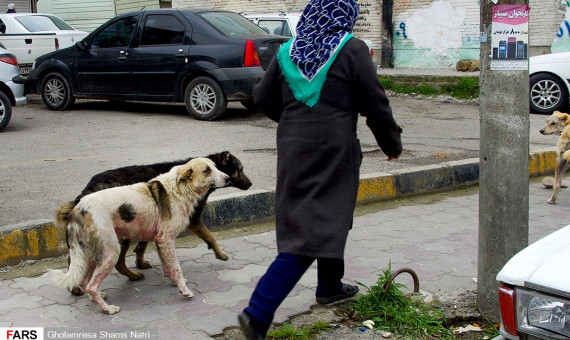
[0,178,567,339]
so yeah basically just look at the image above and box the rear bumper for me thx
[8,75,27,106]
[210,66,265,101]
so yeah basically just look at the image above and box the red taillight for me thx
[370,48,374,57]
[0,53,18,66]
[55,38,60,50]
[244,40,261,67]
[499,284,518,336]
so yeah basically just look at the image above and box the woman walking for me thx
[239,0,403,338]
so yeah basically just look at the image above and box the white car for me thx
[496,224,570,339]
[0,13,88,74]
[0,42,27,131]
[0,13,87,43]
[244,12,374,57]
[529,51,570,114]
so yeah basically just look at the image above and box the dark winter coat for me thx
[253,38,402,259]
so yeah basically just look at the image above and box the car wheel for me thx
[530,73,569,114]
[184,77,227,121]
[0,90,12,132]
[41,72,76,110]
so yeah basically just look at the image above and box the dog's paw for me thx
[69,286,84,296]
[180,288,194,298]
[547,198,557,204]
[105,305,121,315]
[216,251,229,261]
[136,260,152,269]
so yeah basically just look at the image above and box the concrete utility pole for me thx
[381,0,394,68]
[478,0,530,319]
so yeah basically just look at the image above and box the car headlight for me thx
[516,287,570,338]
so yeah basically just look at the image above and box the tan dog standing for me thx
[540,111,570,203]
[48,158,230,314]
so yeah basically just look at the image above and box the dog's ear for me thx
[177,167,193,185]
[221,151,231,165]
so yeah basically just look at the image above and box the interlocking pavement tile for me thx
[187,270,235,293]
[203,284,254,308]
[42,303,83,322]
[2,307,62,327]
[242,231,277,247]
[0,292,43,315]
[176,295,224,317]
[182,306,240,336]
[217,263,267,284]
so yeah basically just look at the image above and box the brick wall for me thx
[172,0,568,68]
[173,0,385,62]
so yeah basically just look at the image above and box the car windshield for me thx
[15,15,75,32]
[198,11,267,37]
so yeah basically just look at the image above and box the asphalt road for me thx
[0,94,555,227]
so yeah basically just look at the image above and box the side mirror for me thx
[75,40,87,50]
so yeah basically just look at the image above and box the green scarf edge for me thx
[277,34,354,107]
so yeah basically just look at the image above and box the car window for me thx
[141,14,185,46]
[91,15,137,49]
[15,15,75,32]
[199,11,267,37]
[0,19,5,34]
[256,19,292,37]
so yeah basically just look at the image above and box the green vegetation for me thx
[267,321,331,340]
[349,264,453,339]
[266,264,500,339]
[379,76,479,100]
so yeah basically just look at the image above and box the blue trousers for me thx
[243,253,344,335]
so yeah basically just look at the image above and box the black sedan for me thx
[29,9,287,120]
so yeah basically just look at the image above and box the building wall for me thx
[551,1,570,54]
[392,0,479,68]
[33,0,570,68]
[172,0,385,63]
[37,0,160,33]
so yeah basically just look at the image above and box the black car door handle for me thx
[175,49,185,58]
[118,50,128,61]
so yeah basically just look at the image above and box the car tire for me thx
[530,73,569,114]
[41,72,76,111]
[184,77,227,121]
[0,90,12,132]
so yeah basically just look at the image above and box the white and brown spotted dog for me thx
[48,158,230,314]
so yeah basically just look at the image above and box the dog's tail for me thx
[55,201,76,229]
[47,211,93,292]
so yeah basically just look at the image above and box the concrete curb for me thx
[0,148,557,268]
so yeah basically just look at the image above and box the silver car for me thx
[0,42,27,131]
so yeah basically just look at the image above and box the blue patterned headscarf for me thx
[277,0,360,107]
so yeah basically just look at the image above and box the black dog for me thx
[55,151,252,295]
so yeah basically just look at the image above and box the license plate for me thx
[19,67,31,75]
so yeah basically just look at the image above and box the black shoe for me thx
[238,312,265,340]
[316,283,359,304]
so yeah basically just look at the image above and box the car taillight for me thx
[55,38,60,50]
[244,40,260,67]
[0,53,18,66]
[499,283,518,336]
[370,48,374,57]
